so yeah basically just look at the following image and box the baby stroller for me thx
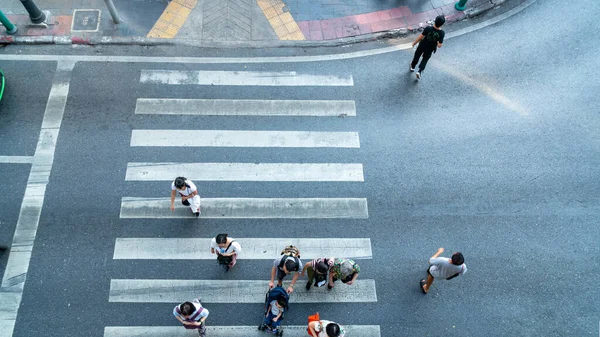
[258,286,289,336]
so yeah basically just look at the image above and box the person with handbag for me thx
[210,234,241,272]
[327,258,360,290]
[307,313,345,337]
[301,257,334,290]
[173,298,209,337]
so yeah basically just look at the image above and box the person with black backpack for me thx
[410,15,446,80]
[269,245,302,294]
[210,234,242,272]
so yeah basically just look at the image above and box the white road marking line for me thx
[113,238,372,260]
[140,70,353,86]
[109,279,377,303]
[119,197,368,219]
[134,99,356,116]
[0,61,75,337]
[130,130,360,148]
[0,156,34,164]
[0,0,538,65]
[104,325,381,337]
[125,162,364,182]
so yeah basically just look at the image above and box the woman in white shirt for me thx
[308,320,345,337]
[170,177,201,217]
[209,234,242,272]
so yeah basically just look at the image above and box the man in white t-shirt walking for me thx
[170,177,201,217]
[420,248,467,294]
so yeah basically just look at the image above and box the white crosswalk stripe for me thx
[109,279,377,303]
[140,70,354,86]
[104,325,381,337]
[113,238,372,260]
[134,99,356,116]
[125,162,364,182]
[130,130,360,148]
[119,197,368,219]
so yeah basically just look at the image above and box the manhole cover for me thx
[71,9,101,32]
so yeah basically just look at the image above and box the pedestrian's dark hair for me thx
[180,302,195,316]
[452,252,464,265]
[174,177,187,189]
[434,15,446,27]
[276,298,287,308]
[284,259,298,272]
[316,261,329,274]
[325,323,341,337]
[216,234,228,244]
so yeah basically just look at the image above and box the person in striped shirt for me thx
[328,258,360,290]
[301,257,334,290]
[173,298,209,336]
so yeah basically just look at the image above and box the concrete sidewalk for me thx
[0,0,523,45]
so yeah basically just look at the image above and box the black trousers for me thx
[411,45,434,72]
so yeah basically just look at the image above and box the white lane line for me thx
[104,325,381,337]
[0,61,75,337]
[113,238,372,260]
[140,70,354,86]
[119,197,369,219]
[0,0,538,65]
[134,99,356,116]
[125,163,364,182]
[130,130,360,148]
[0,156,33,164]
[109,279,377,303]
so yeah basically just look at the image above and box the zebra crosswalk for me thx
[106,67,380,336]
[109,279,378,303]
[130,130,361,148]
[113,238,373,260]
[104,326,382,337]
[134,98,356,116]
[119,197,369,218]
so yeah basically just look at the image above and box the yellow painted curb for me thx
[147,0,198,38]
[257,0,305,40]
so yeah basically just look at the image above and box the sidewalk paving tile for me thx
[376,10,392,21]
[406,12,429,26]
[389,7,405,19]
[310,30,323,40]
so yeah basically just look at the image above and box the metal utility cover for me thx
[71,9,101,32]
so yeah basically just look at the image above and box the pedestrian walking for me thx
[410,15,446,80]
[170,176,201,217]
[269,245,302,294]
[301,257,334,290]
[210,233,241,272]
[420,248,467,294]
[327,258,360,290]
[173,298,209,337]
[307,313,345,337]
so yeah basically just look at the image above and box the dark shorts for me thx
[277,268,287,282]
[427,266,434,278]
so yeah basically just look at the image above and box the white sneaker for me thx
[416,72,421,80]
[409,65,414,72]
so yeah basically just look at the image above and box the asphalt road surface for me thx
[0,0,598,336]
